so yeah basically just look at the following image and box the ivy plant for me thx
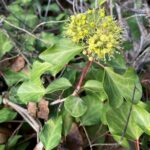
[0,0,150,150]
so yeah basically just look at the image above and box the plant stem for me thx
[135,139,140,150]
[82,125,93,150]
[77,61,92,89]
[73,61,92,96]
[3,98,41,133]
[50,61,92,104]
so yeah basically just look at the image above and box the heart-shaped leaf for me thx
[83,80,107,102]
[0,108,17,123]
[104,67,142,107]
[40,117,62,150]
[80,94,102,126]
[64,96,87,117]
[30,61,52,83]
[46,78,72,94]
[133,104,150,135]
[39,38,83,76]
[17,81,46,104]
[0,30,13,58]
[106,102,143,140]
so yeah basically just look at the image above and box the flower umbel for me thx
[65,8,122,60]
[66,13,89,43]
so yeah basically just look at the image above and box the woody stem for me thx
[73,60,92,96]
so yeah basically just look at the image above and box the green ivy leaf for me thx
[63,69,77,85]
[104,67,142,107]
[62,109,73,137]
[40,117,62,150]
[48,3,60,12]
[80,94,102,126]
[16,142,29,150]
[64,96,87,117]
[0,108,17,123]
[6,135,22,149]
[17,81,46,104]
[127,17,141,41]
[39,38,83,76]
[8,3,24,14]
[106,102,143,140]
[30,61,52,83]
[21,14,38,28]
[16,0,32,5]
[0,145,5,150]
[46,78,72,94]
[133,104,150,135]
[8,3,38,28]
[83,80,103,92]
[39,33,58,48]
[112,135,130,148]
[137,101,150,113]
[104,68,123,107]
[3,69,28,86]
[99,102,111,125]
[0,30,13,58]
[107,53,127,71]
[22,34,35,51]
[83,80,107,101]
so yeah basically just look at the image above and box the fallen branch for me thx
[3,98,41,134]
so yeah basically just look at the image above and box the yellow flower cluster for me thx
[66,13,89,42]
[65,8,122,61]
[88,16,122,60]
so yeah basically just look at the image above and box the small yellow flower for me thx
[77,27,81,31]
[107,43,113,48]
[81,20,86,25]
[97,42,102,47]
[81,14,86,20]
[90,22,95,27]
[107,16,113,22]
[98,52,104,58]
[99,8,105,18]
[87,9,93,14]
[100,35,108,42]
[84,29,89,34]
[79,32,83,36]
[102,22,107,28]
[89,38,95,44]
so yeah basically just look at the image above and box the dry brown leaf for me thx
[37,99,49,120]
[0,127,11,144]
[66,123,83,150]
[0,133,8,144]
[10,56,25,72]
[21,65,30,75]
[27,102,37,118]
[57,145,66,150]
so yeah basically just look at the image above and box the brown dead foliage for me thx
[37,99,49,120]
[10,55,25,72]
